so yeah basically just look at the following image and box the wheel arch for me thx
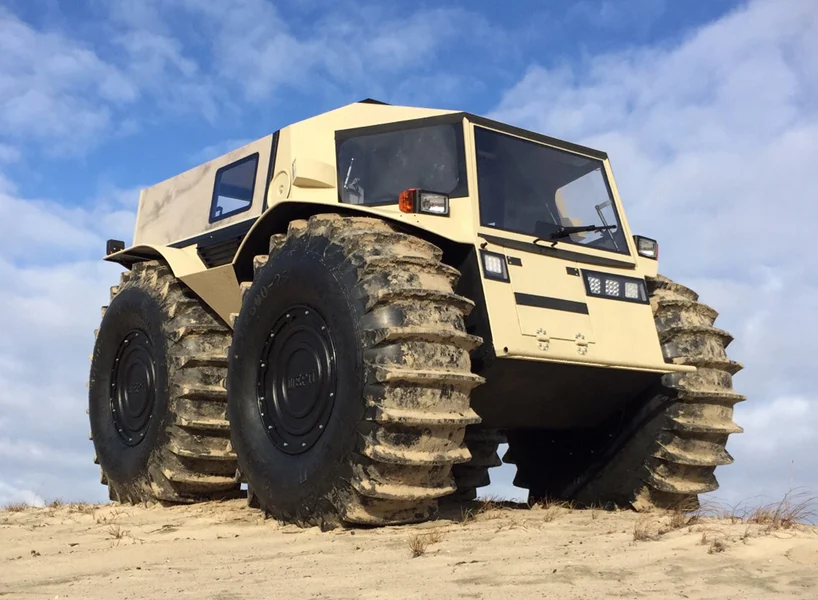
[233,201,476,282]
[233,201,494,371]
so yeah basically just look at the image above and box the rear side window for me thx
[210,153,259,222]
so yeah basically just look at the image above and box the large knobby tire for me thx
[506,274,745,510]
[448,427,504,502]
[89,261,240,503]
[227,214,483,527]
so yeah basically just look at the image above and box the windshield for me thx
[336,122,467,206]
[474,126,628,254]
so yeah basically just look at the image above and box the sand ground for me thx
[1,498,816,599]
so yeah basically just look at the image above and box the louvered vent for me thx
[197,236,243,268]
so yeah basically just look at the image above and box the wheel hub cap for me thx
[110,329,156,446]
[257,305,337,454]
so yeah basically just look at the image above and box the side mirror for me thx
[633,235,658,259]
[106,239,125,255]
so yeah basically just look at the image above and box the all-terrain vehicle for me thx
[88,99,744,526]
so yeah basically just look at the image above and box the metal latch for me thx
[575,333,588,355]
[536,328,550,351]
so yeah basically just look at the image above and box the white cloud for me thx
[0,178,132,505]
[0,4,219,155]
[112,29,221,123]
[735,396,813,456]
[147,0,499,103]
[489,0,818,503]
[0,2,499,157]
[0,8,139,154]
[0,190,136,263]
[0,482,45,507]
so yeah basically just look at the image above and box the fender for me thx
[103,244,241,325]
[232,199,473,282]
[104,243,205,276]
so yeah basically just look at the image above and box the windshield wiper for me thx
[549,224,616,240]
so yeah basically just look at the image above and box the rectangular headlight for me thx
[582,269,648,304]
[399,188,449,216]
[418,192,449,215]
[480,249,509,282]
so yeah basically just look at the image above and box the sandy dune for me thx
[1,499,816,599]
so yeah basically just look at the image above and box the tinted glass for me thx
[337,122,467,206]
[210,154,258,222]
[475,127,628,254]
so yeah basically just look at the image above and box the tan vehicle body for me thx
[109,101,688,381]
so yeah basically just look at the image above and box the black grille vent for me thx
[198,236,243,268]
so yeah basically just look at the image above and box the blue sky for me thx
[2,0,817,510]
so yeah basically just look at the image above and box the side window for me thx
[336,122,467,206]
[210,153,259,222]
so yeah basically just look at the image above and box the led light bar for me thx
[582,269,648,304]
[480,249,510,282]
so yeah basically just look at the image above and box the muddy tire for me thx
[448,427,504,502]
[227,214,483,527]
[507,274,745,510]
[89,261,240,503]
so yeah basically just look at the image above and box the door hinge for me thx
[536,328,550,351]
[575,333,589,355]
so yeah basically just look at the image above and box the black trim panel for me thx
[198,237,242,268]
[335,113,466,142]
[169,218,257,249]
[581,269,650,305]
[262,130,280,212]
[479,233,635,269]
[479,249,510,282]
[466,114,607,160]
[515,292,589,315]
[334,111,607,161]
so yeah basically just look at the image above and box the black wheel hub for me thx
[110,329,156,446]
[257,305,337,454]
